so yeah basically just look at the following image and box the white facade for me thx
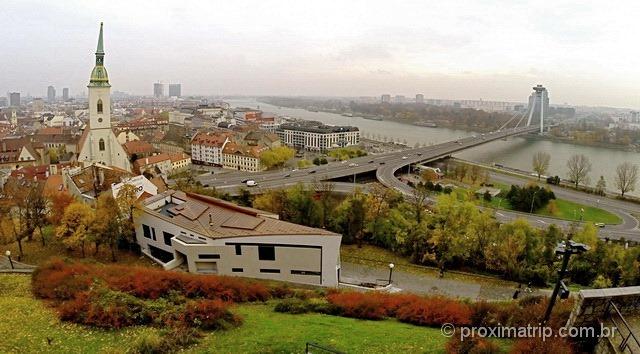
[276,125,360,152]
[190,133,230,166]
[111,175,158,199]
[135,191,342,287]
[222,152,262,172]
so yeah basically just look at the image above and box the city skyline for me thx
[3,0,640,108]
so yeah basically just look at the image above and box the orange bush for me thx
[31,258,93,301]
[182,299,242,330]
[395,296,472,326]
[510,337,573,354]
[446,333,500,354]
[326,292,387,320]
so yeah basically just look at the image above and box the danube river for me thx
[227,98,639,196]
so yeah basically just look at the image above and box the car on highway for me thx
[309,170,317,174]
[368,160,374,163]
[402,156,408,160]
[595,222,605,228]
[417,153,422,156]
[349,163,358,167]
[246,180,258,187]
[284,174,291,178]
[379,161,386,165]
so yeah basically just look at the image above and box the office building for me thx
[154,83,164,98]
[276,121,359,152]
[62,88,69,101]
[381,94,391,103]
[168,84,181,97]
[135,190,342,286]
[47,86,56,103]
[395,95,405,103]
[9,92,20,107]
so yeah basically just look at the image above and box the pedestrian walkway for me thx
[0,256,36,273]
[340,262,534,300]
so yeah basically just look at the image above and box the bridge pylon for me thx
[525,84,548,133]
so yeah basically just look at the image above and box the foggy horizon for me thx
[3,0,640,109]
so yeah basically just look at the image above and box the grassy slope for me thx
[447,181,621,224]
[0,274,160,354]
[0,274,512,354]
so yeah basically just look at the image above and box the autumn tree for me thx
[313,181,336,228]
[532,151,551,180]
[595,176,607,196]
[56,202,95,257]
[91,193,122,261]
[566,154,592,188]
[48,192,76,225]
[614,162,639,198]
[260,146,295,170]
[116,184,138,246]
[469,165,482,185]
[24,183,49,246]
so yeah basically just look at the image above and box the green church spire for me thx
[89,22,110,87]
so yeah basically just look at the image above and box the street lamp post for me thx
[388,263,395,285]
[5,250,14,270]
[543,239,589,324]
[530,189,540,214]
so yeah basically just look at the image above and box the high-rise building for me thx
[77,23,131,172]
[62,88,69,101]
[9,92,20,107]
[153,83,164,98]
[47,85,56,103]
[381,94,391,103]
[416,94,424,104]
[168,84,181,97]
[395,95,405,103]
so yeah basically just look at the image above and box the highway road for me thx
[197,125,639,241]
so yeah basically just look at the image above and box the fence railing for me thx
[305,342,343,354]
[606,300,640,353]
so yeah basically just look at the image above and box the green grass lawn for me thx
[438,179,621,224]
[0,274,161,354]
[0,273,512,354]
[539,199,621,224]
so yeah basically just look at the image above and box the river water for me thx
[226,98,640,196]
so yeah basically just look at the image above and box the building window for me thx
[235,244,242,255]
[259,269,280,274]
[99,138,105,151]
[231,268,243,273]
[151,228,156,241]
[142,224,151,239]
[199,254,220,259]
[163,232,174,246]
[97,99,103,113]
[258,246,275,261]
[291,270,321,276]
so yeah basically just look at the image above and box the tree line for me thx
[251,183,640,287]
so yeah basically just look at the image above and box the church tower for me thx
[88,22,111,130]
[78,23,130,171]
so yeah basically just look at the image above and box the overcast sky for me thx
[2,0,640,108]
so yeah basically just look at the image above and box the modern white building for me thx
[135,191,342,286]
[77,23,131,172]
[276,121,360,152]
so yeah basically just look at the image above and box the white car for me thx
[348,163,358,167]
[402,156,408,160]
[246,180,258,187]
[594,222,605,228]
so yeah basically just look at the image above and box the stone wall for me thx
[566,286,640,329]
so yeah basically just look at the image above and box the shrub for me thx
[510,337,573,354]
[181,299,242,330]
[132,332,164,354]
[31,258,93,301]
[270,284,295,299]
[469,301,502,327]
[274,298,311,314]
[58,287,152,329]
[326,292,387,320]
[396,296,472,327]
[446,333,500,354]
